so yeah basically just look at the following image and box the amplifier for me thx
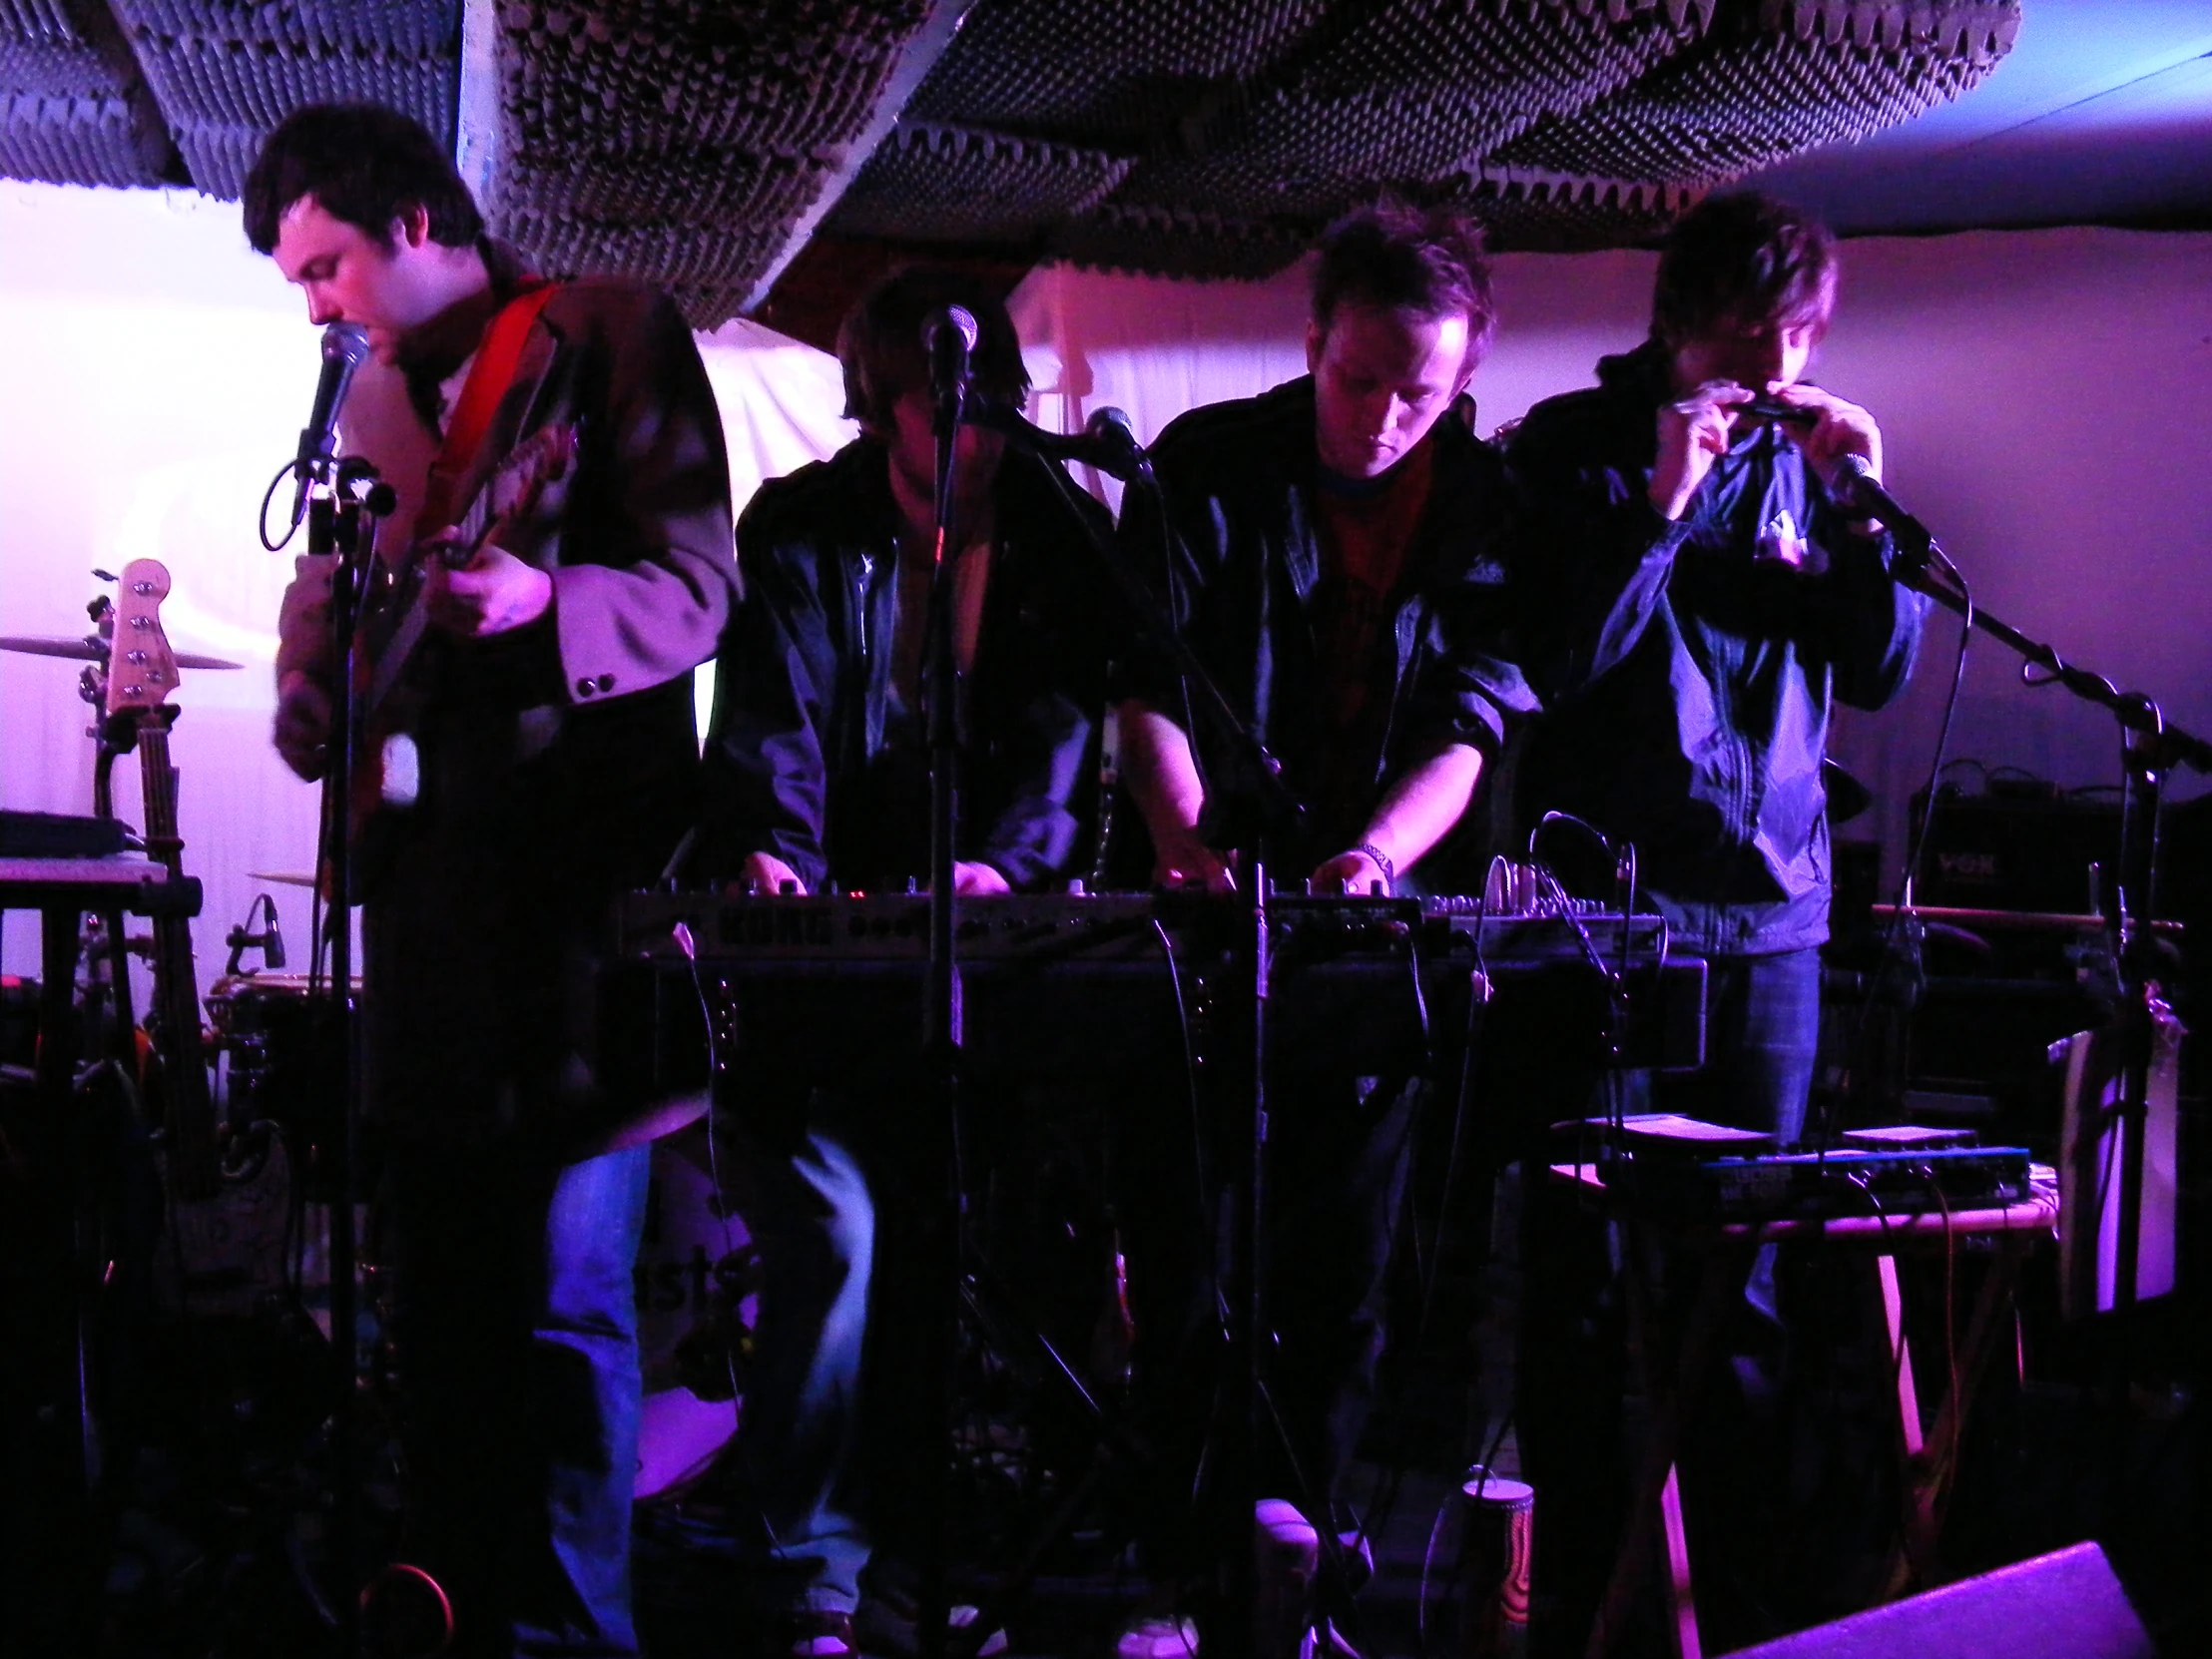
[1910,786,2117,913]
[1602,1142,2033,1225]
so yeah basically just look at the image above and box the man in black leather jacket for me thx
[1111,203,1533,1659]
[703,281,1112,899]
[698,270,1113,1659]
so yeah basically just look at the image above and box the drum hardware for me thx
[225,892,289,975]
[0,632,245,671]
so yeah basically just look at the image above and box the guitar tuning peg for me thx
[92,568,117,582]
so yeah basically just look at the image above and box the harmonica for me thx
[1740,396,1818,425]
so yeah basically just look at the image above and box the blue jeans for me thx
[1648,948,1823,1149]
[380,1139,651,1657]
[1644,948,1823,1319]
[720,1112,876,1614]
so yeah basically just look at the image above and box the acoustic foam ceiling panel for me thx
[108,0,458,197]
[0,1,2022,308]
[855,0,2009,279]
[0,0,179,186]
[489,0,932,325]
[1491,0,2021,182]
[1437,167,1697,251]
[902,0,1336,145]
[828,120,1134,244]
[1117,0,1715,223]
[1048,198,1318,281]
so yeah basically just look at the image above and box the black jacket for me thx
[1507,340,1927,955]
[1119,376,1534,881]
[701,438,1115,892]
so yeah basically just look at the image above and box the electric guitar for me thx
[347,419,577,891]
[105,559,221,1200]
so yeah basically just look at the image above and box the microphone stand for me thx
[307,454,392,1658]
[978,414,1306,864]
[915,362,969,1659]
[984,416,1310,1659]
[1884,509,2209,1316]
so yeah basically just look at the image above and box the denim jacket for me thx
[700,437,1115,892]
[1507,340,1927,956]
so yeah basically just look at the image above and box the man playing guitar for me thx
[247,102,737,1658]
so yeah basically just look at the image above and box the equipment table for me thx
[1550,1160,2060,1659]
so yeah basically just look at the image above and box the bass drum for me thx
[634,1120,757,1500]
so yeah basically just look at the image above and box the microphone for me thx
[1831,452,1936,559]
[964,400,1154,483]
[293,321,371,518]
[262,897,286,971]
[923,305,977,409]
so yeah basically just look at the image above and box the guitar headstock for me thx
[105,559,181,717]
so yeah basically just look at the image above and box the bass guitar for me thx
[105,558,221,1200]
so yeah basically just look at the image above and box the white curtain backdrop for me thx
[6,179,2210,980]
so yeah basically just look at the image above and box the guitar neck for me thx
[135,720,219,1199]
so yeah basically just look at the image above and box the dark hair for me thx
[1651,193,1838,346]
[1311,200,1497,367]
[836,268,1031,431]
[244,103,483,256]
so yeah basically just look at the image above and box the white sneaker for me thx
[853,1590,1007,1658]
[1115,1599,1200,1659]
[1254,1499,1321,1659]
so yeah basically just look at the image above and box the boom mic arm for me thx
[964,399,1154,483]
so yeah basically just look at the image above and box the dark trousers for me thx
[379,1137,650,1658]
[1121,1071,1419,1577]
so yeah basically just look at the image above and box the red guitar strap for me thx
[413,281,561,542]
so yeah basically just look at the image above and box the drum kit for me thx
[7,576,751,1498]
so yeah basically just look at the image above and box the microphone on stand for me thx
[964,400,1154,484]
[292,321,371,521]
[923,304,977,410]
[1831,452,1937,564]
[261,897,287,971]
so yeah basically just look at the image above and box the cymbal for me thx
[248,870,319,888]
[0,634,244,671]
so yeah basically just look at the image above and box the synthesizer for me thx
[601,890,1706,1101]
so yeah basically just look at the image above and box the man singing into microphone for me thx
[247,102,736,1656]
[697,269,1113,1659]
[1505,192,1926,1645]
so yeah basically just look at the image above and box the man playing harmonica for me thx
[1505,191,1927,1646]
